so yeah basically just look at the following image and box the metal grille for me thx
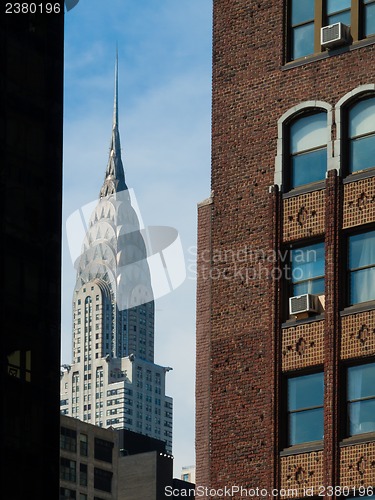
[322,23,340,44]
[290,295,309,314]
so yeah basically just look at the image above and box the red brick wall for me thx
[196,197,213,492]
[196,0,375,497]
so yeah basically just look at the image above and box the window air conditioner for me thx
[321,22,350,49]
[289,294,318,316]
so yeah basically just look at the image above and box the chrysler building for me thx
[60,56,173,453]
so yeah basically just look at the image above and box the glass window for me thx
[287,372,324,446]
[287,1,375,63]
[363,0,375,37]
[60,458,76,483]
[348,230,375,305]
[327,0,351,25]
[289,113,327,188]
[80,463,88,487]
[80,433,88,456]
[290,242,325,296]
[290,0,315,60]
[60,427,77,452]
[94,468,112,493]
[348,97,375,173]
[60,488,76,500]
[347,363,375,435]
[94,438,113,463]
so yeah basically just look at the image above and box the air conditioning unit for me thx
[289,294,318,316]
[321,22,350,49]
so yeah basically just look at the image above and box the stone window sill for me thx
[280,441,323,457]
[340,433,375,448]
[340,301,375,317]
[343,167,375,184]
[282,37,375,71]
[282,314,325,329]
[282,181,326,200]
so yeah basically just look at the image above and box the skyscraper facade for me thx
[61,58,173,453]
[0,8,64,498]
[197,0,375,496]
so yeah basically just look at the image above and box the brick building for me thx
[196,0,375,497]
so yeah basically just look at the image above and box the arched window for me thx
[287,112,327,189]
[348,96,375,174]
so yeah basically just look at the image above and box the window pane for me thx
[293,277,325,295]
[349,231,375,269]
[350,268,375,304]
[288,373,324,411]
[291,113,327,153]
[348,363,375,400]
[349,399,375,435]
[349,98,375,137]
[291,148,326,187]
[291,243,325,283]
[292,23,315,60]
[327,10,351,25]
[364,2,375,36]
[289,407,324,445]
[350,133,375,172]
[327,0,351,13]
[291,0,315,25]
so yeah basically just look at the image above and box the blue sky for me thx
[62,0,212,476]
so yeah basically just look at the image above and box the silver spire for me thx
[99,49,127,198]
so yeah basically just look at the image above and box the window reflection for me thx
[349,97,375,173]
[290,0,315,60]
[347,363,375,435]
[7,350,31,382]
[327,0,351,25]
[289,113,327,188]
[363,0,375,37]
[348,230,375,305]
[287,372,324,446]
[291,242,325,296]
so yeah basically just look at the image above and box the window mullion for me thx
[315,0,324,53]
[290,404,324,413]
[352,0,359,40]
[350,263,375,273]
[348,395,375,403]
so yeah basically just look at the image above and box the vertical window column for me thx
[288,112,327,189]
[326,0,351,25]
[348,97,375,173]
[287,372,324,446]
[290,242,325,296]
[348,230,375,305]
[290,0,315,60]
[363,0,375,37]
[347,363,375,435]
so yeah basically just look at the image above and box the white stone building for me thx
[61,56,173,453]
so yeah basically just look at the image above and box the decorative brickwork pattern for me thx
[340,443,375,487]
[283,190,325,242]
[280,451,324,497]
[343,177,375,229]
[282,320,324,371]
[341,310,375,360]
